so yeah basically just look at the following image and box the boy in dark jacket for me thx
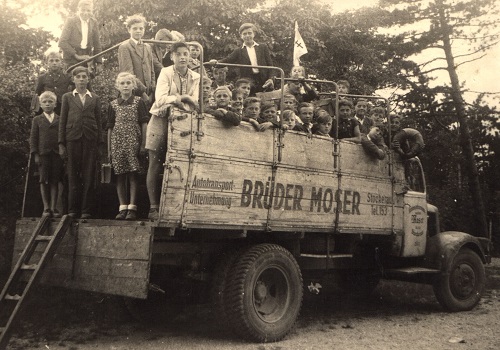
[59,66,102,219]
[30,91,64,217]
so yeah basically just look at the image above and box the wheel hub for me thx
[255,280,268,303]
[451,263,476,299]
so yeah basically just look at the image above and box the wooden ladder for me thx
[0,215,72,349]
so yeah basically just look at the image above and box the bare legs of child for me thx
[146,150,162,220]
[115,172,139,220]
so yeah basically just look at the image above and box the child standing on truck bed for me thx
[330,99,360,142]
[30,91,64,218]
[34,51,74,115]
[118,14,155,104]
[312,109,333,137]
[107,72,149,220]
[58,66,102,219]
[205,85,241,126]
[146,41,200,220]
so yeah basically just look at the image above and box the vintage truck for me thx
[11,103,491,342]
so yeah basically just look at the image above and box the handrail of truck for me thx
[65,40,206,115]
[203,61,286,126]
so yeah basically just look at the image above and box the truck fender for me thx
[424,231,491,271]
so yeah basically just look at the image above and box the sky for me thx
[23,0,500,105]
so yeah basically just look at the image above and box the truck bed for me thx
[13,218,153,299]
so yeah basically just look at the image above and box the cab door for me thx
[401,158,428,257]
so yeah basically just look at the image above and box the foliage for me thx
[0,3,53,65]
[0,5,52,220]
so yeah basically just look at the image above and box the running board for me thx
[384,267,440,279]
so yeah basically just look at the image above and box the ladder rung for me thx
[20,264,38,270]
[34,235,53,241]
[4,294,22,301]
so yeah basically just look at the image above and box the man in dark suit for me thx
[58,0,102,72]
[210,23,275,94]
[59,67,102,218]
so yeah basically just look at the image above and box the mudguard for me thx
[424,231,491,271]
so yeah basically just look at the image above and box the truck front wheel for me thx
[225,244,303,342]
[433,248,485,311]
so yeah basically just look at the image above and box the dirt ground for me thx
[5,258,500,350]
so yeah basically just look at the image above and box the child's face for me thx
[368,127,383,143]
[40,97,56,113]
[318,121,333,135]
[283,114,296,129]
[128,22,145,41]
[171,47,190,69]
[244,102,260,119]
[283,98,296,110]
[237,83,251,99]
[73,72,89,89]
[299,106,314,124]
[371,110,386,126]
[212,69,227,84]
[232,94,244,108]
[77,4,93,21]
[215,90,231,108]
[355,102,368,117]
[261,106,277,122]
[291,66,305,79]
[338,84,349,94]
[47,55,63,72]
[240,28,255,46]
[202,83,211,97]
[390,117,401,131]
[116,77,135,97]
[338,105,352,120]
[189,46,201,59]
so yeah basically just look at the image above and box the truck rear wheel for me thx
[210,248,242,327]
[225,244,303,342]
[433,248,485,311]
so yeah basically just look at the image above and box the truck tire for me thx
[433,248,485,312]
[210,248,242,327]
[225,244,303,342]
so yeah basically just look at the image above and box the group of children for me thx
[30,3,423,220]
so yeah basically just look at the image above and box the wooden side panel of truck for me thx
[159,113,408,239]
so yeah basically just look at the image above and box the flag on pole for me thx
[293,21,308,66]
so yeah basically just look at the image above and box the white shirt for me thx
[80,17,89,49]
[44,112,55,124]
[72,89,92,106]
[243,42,259,74]
[131,38,143,46]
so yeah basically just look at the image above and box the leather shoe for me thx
[115,210,127,220]
[125,210,137,220]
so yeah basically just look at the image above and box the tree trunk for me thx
[438,3,489,238]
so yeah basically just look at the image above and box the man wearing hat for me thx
[209,23,275,95]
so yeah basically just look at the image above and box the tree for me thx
[379,0,500,238]
[0,3,52,274]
